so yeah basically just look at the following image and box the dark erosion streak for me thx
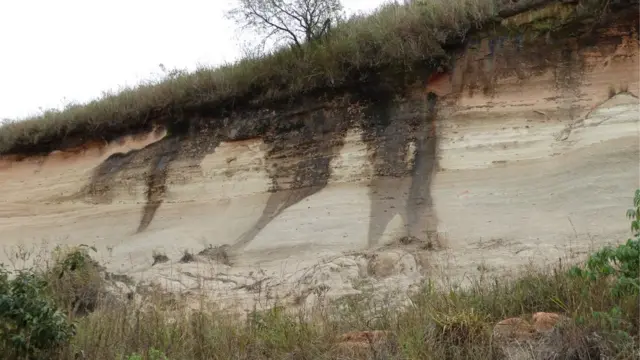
[80,124,225,233]
[70,91,442,253]
[361,93,440,248]
[228,107,351,252]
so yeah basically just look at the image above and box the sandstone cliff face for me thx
[0,6,638,311]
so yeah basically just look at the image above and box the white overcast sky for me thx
[0,0,390,121]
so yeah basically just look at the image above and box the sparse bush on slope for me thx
[43,244,108,317]
[0,243,111,360]
[568,189,639,298]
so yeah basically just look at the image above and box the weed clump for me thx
[43,244,107,317]
[198,244,231,266]
[179,250,196,263]
[151,251,170,266]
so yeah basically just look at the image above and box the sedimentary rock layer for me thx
[0,7,637,311]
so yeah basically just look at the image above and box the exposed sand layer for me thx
[1,15,639,312]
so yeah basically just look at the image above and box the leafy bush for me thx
[569,189,640,297]
[0,266,75,360]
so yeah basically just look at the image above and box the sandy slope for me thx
[0,32,639,312]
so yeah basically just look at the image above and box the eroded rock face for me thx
[0,6,637,313]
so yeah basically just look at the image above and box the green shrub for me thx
[0,266,75,360]
[569,189,640,297]
[564,189,640,356]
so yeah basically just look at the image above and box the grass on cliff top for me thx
[0,0,568,155]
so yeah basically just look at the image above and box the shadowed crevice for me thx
[83,142,166,205]
[130,131,225,233]
[78,122,225,233]
[405,93,439,243]
[79,137,183,232]
[74,106,349,237]
[228,108,351,253]
[73,92,439,245]
[553,39,587,121]
[361,92,440,248]
[135,140,181,233]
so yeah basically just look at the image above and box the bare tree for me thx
[225,0,344,51]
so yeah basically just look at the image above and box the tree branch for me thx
[226,0,343,50]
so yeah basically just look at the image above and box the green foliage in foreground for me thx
[0,268,75,360]
[569,189,639,298]
[0,244,105,360]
